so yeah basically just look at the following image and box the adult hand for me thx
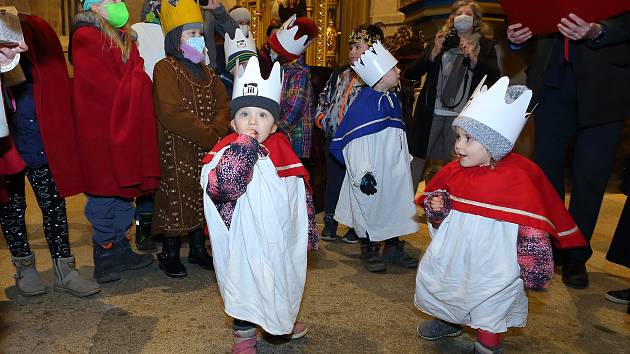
[558,13,602,41]
[429,195,444,212]
[200,0,222,10]
[460,38,479,66]
[430,32,446,62]
[359,173,377,195]
[0,42,28,66]
[507,23,532,45]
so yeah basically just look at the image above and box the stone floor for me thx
[0,189,629,353]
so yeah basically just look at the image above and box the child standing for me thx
[201,57,317,353]
[329,41,419,273]
[415,77,587,353]
[152,0,231,278]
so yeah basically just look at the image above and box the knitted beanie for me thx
[229,7,251,23]
[268,17,318,61]
[452,85,529,161]
[230,95,280,123]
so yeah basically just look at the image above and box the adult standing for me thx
[405,0,500,191]
[507,11,630,289]
[200,0,238,71]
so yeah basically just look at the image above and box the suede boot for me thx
[134,214,157,252]
[11,253,46,296]
[159,237,187,277]
[188,230,213,270]
[53,256,101,297]
[93,243,121,284]
[114,237,154,272]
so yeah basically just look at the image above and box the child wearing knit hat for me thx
[201,57,317,354]
[415,77,587,353]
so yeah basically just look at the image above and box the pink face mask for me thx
[180,40,205,64]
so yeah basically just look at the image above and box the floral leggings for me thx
[0,166,71,258]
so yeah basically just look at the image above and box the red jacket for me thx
[71,21,160,198]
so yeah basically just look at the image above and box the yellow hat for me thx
[160,0,204,35]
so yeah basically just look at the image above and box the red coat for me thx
[71,24,160,198]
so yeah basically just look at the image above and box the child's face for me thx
[377,66,401,90]
[348,42,369,65]
[181,28,203,42]
[453,126,491,167]
[231,107,277,143]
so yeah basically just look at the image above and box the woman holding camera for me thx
[405,0,499,189]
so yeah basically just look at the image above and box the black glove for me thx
[359,173,378,195]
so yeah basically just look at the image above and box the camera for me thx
[443,28,460,51]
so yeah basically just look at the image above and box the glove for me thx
[359,173,378,195]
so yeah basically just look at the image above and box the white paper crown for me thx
[232,56,283,104]
[350,41,398,87]
[224,28,257,60]
[458,76,532,146]
[275,14,312,56]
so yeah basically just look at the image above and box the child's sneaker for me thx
[473,341,504,354]
[289,321,308,339]
[341,228,360,244]
[320,215,340,242]
[417,319,462,340]
[232,329,257,354]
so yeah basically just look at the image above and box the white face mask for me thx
[453,14,474,33]
[239,24,250,34]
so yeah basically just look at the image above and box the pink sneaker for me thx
[232,330,256,354]
[289,321,308,339]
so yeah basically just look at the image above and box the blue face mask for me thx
[186,36,205,54]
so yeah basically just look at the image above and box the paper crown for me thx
[458,76,532,146]
[232,56,283,105]
[272,14,315,57]
[159,0,203,35]
[224,28,257,71]
[350,41,398,87]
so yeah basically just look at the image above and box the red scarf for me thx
[203,132,311,191]
[417,153,586,249]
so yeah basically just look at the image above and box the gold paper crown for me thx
[349,29,381,46]
[159,0,203,35]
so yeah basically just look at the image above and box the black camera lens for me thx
[443,29,460,50]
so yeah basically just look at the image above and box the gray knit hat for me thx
[453,85,529,161]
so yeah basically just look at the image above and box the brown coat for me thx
[152,57,230,236]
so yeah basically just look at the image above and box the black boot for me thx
[188,230,213,270]
[363,242,386,273]
[134,214,157,252]
[114,238,154,272]
[159,237,187,277]
[382,238,418,268]
[320,214,339,242]
[93,243,121,284]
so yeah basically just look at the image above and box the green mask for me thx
[103,2,129,28]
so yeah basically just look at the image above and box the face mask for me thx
[239,25,250,34]
[453,14,473,33]
[103,2,129,28]
[181,36,206,64]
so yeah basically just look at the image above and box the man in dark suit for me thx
[508,11,630,289]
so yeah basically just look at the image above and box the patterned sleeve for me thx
[315,73,336,130]
[517,225,554,289]
[278,68,308,133]
[305,189,318,251]
[206,134,259,203]
[422,190,452,224]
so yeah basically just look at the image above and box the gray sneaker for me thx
[417,319,462,340]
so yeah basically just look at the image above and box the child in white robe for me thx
[200,57,317,354]
[415,77,587,353]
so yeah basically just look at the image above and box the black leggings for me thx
[0,166,71,258]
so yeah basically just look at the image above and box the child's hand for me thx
[429,195,444,212]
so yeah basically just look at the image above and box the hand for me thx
[359,173,377,195]
[558,13,602,41]
[507,23,532,45]
[0,42,27,66]
[430,32,446,62]
[200,0,221,10]
[459,38,479,66]
[429,195,444,212]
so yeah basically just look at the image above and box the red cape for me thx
[203,132,311,191]
[20,14,83,197]
[417,153,586,249]
[72,25,160,198]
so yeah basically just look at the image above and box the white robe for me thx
[334,127,419,241]
[131,22,165,80]
[200,146,308,335]
[415,210,528,333]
